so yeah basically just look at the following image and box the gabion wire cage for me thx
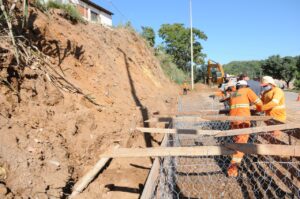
[149,97,300,199]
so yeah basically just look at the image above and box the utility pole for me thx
[189,0,194,90]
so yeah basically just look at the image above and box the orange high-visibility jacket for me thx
[261,87,286,122]
[182,83,188,90]
[229,87,262,124]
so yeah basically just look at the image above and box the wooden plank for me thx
[200,115,273,121]
[140,135,168,199]
[136,127,219,135]
[144,118,173,123]
[224,143,300,157]
[152,109,229,117]
[100,146,234,158]
[137,123,300,138]
[101,144,300,158]
[215,123,300,137]
[70,157,111,198]
[146,117,208,123]
[149,114,271,122]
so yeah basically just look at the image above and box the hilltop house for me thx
[56,0,113,26]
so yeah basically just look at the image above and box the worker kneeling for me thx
[261,76,286,137]
[227,80,262,177]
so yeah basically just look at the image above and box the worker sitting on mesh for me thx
[260,76,286,137]
[227,80,263,177]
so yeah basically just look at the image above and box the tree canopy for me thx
[141,26,155,47]
[294,57,300,89]
[223,60,263,78]
[158,23,207,71]
[262,55,298,88]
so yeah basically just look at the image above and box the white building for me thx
[57,0,113,26]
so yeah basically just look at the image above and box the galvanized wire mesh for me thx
[150,97,300,199]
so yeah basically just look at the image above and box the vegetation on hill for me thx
[224,56,300,89]
[140,24,207,85]
[33,0,84,23]
[223,60,263,78]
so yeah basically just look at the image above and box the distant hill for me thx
[223,60,263,78]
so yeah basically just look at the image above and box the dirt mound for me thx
[0,8,178,198]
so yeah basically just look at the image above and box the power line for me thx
[101,0,130,23]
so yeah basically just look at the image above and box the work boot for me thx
[227,163,238,177]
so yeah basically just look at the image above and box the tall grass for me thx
[33,0,84,23]
[156,49,189,84]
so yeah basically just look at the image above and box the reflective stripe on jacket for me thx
[262,87,286,122]
[229,87,262,125]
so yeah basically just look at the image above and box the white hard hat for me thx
[261,76,276,86]
[236,80,248,86]
[224,80,236,90]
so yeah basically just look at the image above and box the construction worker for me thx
[227,80,262,177]
[260,76,286,136]
[219,80,236,109]
[238,73,262,96]
[182,81,189,95]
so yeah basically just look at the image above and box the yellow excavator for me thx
[207,60,225,86]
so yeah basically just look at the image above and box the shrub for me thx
[32,0,48,12]
[47,0,63,9]
[156,48,189,84]
[33,0,84,23]
[62,3,84,23]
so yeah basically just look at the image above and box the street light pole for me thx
[189,0,194,90]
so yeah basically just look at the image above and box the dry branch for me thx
[0,0,20,65]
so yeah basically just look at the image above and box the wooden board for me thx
[140,135,168,199]
[100,146,234,158]
[200,115,273,121]
[146,115,272,123]
[100,144,300,158]
[224,143,300,157]
[152,109,229,117]
[215,123,300,137]
[137,123,300,138]
[136,127,219,135]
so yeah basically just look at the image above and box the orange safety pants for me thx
[230,122,250,164]
[265,120,285,138]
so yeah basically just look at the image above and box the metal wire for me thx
[150,97,300,199]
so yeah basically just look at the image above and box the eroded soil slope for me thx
[0,8,178,198]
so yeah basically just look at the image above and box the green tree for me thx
[223,60,263,78]
[294,56,300,89]
[141,26,155,47]
[158,23,207,71]
[262,55,297,88]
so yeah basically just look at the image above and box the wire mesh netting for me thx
[150,96,300,199]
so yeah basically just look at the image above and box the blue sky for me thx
[96,0,300,64]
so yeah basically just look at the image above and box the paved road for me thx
[284,91,300,122]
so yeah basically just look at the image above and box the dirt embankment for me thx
[0,8,178,198]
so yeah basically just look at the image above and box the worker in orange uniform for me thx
[219,80,236,109]
[182,81,189,95]
[260,76,286,136]
[227,80,263,177]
